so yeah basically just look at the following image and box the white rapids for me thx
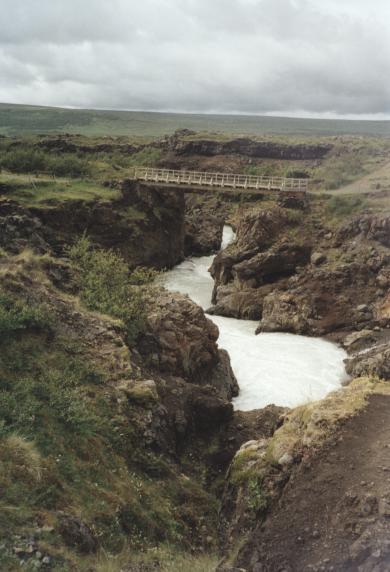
[164,226,349,411]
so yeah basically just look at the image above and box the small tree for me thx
[68,236,157,344]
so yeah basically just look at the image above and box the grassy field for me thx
[1,102,390,138]
[0,172,120,206]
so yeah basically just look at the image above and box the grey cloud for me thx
[0,0,389,117]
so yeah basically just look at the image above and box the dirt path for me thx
[332,161,390,194]
[236,394,390,572]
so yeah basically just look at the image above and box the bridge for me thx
[133,167,308,194]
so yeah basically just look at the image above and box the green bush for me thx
[0,291,52,338]
[1,148,47,173]
[326,195,366,217]
[68,236,157,344]
[0,148,90,177]
[0,361,100,438]
[47,154,90,177]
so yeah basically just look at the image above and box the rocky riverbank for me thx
[209,197,390,347]
[0,155,389,571]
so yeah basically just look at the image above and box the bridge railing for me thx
[133,167,308,193]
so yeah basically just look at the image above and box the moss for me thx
[0,289,53,337]
[230,448,262,485]
[247,474,268,512]
[0,270,222,568]
[325,195,367,218]
[123,384,158,404]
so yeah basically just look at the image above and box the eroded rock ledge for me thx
[209,203,390,341]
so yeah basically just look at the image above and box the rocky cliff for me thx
[209,202,390,341]
[162,134,332,160]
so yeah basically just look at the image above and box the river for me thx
[164,226,348,411]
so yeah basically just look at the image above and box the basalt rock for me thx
[163,135,332,160]
[209,207,309,319]
[0,198,50,254]
[31,180,186,269]
[184,212,224,256]
[345,342,390,380]
[258,259,385,336]
[336,214,390,248]
[138,290,238,399]
[232,243,311,286]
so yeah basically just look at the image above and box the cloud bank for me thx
[0,0,389,117]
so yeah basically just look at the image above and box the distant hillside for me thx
[0,102,390,138]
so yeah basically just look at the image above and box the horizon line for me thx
[1,101,390,123]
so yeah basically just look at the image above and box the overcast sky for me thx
[0,0,389,118]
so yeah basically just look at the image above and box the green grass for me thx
[325,195,367,217]
[0,274,220,570]
[1,102,390,138]
[0,172,120,205]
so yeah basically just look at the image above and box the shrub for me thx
[67,236,157,344]
[0,361,106,441]
[0,434,42,482]
[1,148,47,173]
[326,195,366,217]
[0,148,90,178]
[47,154,90,178]
[0,291,52,338]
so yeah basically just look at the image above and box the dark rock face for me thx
[1,182,186,269]
[184,213,224,256]
[258,259,387,336]
[209,204,389,338]
[32,181,185,269]
[337,214,390,247]
[138,290,239,400]
[183,192,235,257]
[209,208,306,319]
[209,349,239,400]
[57,514,97,554]
[0,198,50,254]
[345,342,390,380]
[163,136,332,160]
[232,244,311,285]
[192,391,234,431]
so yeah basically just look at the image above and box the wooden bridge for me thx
[133,167,308,194]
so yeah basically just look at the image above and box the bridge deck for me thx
[133,167,308,193]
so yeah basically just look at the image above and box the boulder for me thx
[57,514,97,554]
[209,349,239,400]
[139,290,238,399]
[184,215,223,256]
[344,330,376,350]
[139,290,219,380]
[257,291,313,335]
[336,214,390,247]
[345,342,390,380]
[311,252,327,266]
[232,244,311,286]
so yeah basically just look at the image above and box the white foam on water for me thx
[164,226,348,411]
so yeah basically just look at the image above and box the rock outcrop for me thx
[337,213,390,247]
[0,198,50,254]
[162,134,332,160]
[138,289,239,400]
[209,207,308,319]
[209,205,389,338]
[219,389,390,572]
[345,340,390,380]
[33,180,186,268]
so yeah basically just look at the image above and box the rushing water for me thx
[164,227,348,411]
